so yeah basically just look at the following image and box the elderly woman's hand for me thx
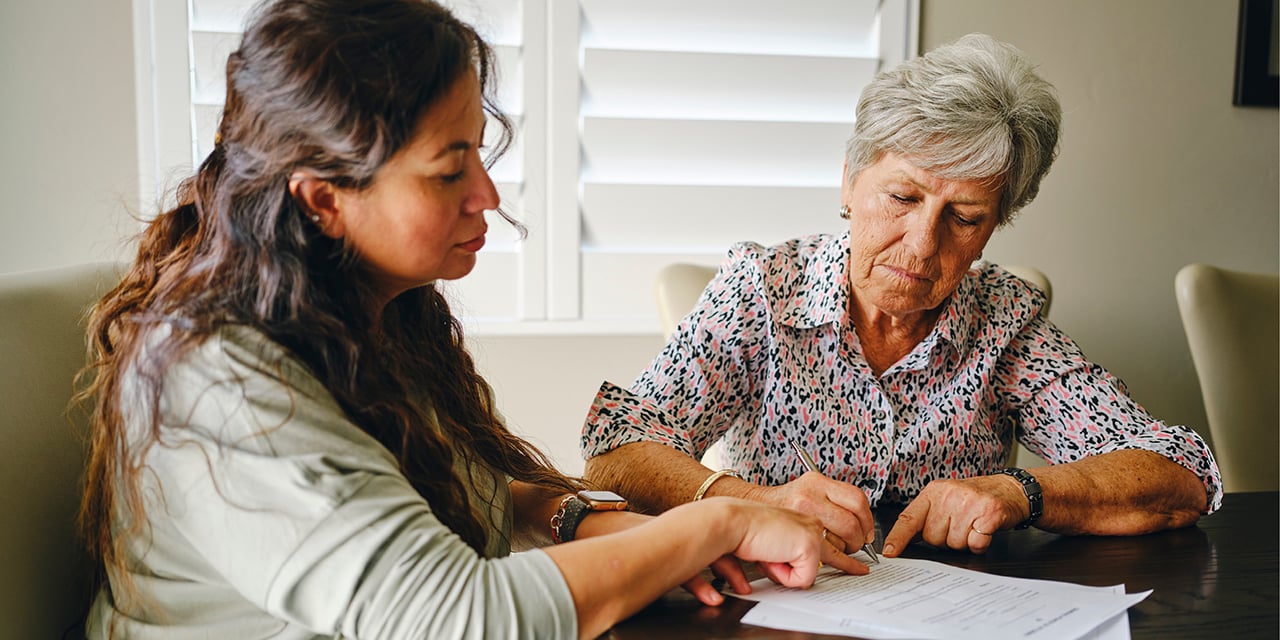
[746,471,876,555]
[880,474,1029,556]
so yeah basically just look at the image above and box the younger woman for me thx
[79,1,863,638]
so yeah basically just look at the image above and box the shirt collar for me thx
[774,231,983,361]
[930,265,981,360]
[775,232,851,329]
[870,271,980,375]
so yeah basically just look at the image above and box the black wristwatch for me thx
[550,490,629,544]
[998,467,1043,529]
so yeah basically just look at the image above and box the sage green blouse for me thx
[87,325,576,639]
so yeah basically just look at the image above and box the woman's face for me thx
[843,152,1001,320]
[335,69,498,302]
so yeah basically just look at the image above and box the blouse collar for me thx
[773,231,982,361]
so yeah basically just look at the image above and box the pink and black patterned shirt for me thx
[581,232,1222,512]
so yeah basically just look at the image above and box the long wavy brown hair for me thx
[78,0,578,608]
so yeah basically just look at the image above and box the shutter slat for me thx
[582,117,850,187]
[582,184,844,250]
[583,49,875,122]
[581,0,879,56]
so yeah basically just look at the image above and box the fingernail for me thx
[882,543,895,556]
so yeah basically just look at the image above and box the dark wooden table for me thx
[607,491,1279,639]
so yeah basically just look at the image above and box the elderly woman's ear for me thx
[840,161,859,221]
[840,161,853,204]
[289,172,347,239]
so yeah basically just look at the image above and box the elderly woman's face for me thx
[843,152,1001,319]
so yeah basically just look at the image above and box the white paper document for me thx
[734,557,1149,640]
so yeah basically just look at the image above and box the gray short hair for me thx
[845,33,1061,225]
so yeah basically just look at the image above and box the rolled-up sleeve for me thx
[997,318,1223,513]
[581,246,770,462]
[582,380,704,459]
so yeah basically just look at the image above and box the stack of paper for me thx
[733,557,1148,640]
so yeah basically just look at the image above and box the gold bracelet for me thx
[693,469,741,501]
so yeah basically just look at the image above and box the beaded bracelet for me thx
[998,467,1043,529]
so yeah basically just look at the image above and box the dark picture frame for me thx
[1233,0,1279,106]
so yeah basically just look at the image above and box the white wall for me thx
[0,0,139,273]
[4,0,1276,477]
[468,334,664,474]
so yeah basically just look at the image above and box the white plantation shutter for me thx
[425,0,541,322]
[177,0,535,321]
[135,0,917,334]
[569,0,916,328]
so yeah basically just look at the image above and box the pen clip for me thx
[790,439,819,473]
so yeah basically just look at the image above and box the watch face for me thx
[578,490,628,510]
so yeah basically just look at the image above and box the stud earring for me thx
[310,214,321,223]
[838,205,852,220]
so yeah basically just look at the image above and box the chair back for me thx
[1003,265,1053,318]
[655,263,1053,340]
[653,262,1053,470]
[1175,263,1280,492]
[654,263,719,340]
[0,262,121,638]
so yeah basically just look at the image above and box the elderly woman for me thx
[581,34,1221,558]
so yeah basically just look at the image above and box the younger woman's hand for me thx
[714,497,869,588]
[574,508,751,606]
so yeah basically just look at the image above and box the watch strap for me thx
[998,467,1043,529]
[550,494,589,544]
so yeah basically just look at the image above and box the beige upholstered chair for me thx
[1002,265,1051,317]
[654,262,1053,469]
[654,263,719,339]
[1175,263,1279,493]
[654,263,1052,340]
[0,262,121,638]
[997,266,1052,469]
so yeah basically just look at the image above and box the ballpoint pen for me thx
[790,439,880,564]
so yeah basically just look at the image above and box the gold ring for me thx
[971,524,992,536]
[822,529,829,540]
